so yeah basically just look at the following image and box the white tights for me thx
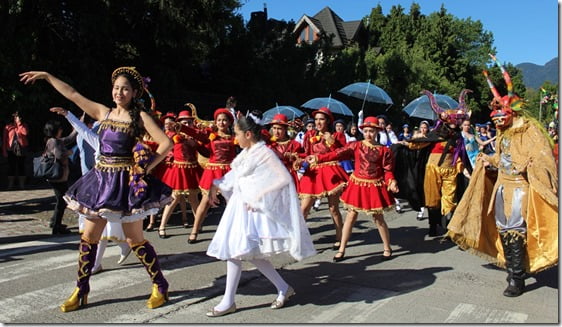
[92,240,130,271]
[214,258,290,311]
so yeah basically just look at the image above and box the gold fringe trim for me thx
[99,119,133,134]
[310,160,339,169]
[361,140,382,149]
[298,182,347,199]
[172,161,200,168]
[204,162,231,170]
[96,155,133,172]
[349,174,384,187]
[342,202,392,215]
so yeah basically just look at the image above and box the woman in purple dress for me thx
[20,67,173,312]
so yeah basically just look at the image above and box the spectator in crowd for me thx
[345,121,363,142]
[398,124,412,142]
[42,119,74,234]
[3,111,29,189]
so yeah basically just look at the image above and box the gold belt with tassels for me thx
[96,155,133,172]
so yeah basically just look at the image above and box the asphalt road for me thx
[0,189,558,324]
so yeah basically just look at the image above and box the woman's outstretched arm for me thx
[19,71,108,121]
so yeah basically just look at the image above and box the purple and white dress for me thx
[64,117,172,222]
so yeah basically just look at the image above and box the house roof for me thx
[294,6,362,47]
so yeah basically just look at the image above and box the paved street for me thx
[0,187,558,324]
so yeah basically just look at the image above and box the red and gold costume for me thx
[160,130,207,195]
[268,138,303,191]
[181,125,237,195]
[265,113,304,191]
[316,140,395,214]
[298,126,348,198]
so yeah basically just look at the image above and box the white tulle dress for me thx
[206,141,316,261]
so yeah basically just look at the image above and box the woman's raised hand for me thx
[19,71,49,85]
[50,107,68,116]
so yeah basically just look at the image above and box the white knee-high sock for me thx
[215,259,242,311]
[117,242,130,256]
[93,239,108,270]
[250,259,289,298]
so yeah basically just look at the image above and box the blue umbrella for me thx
[262,105,305,124]
[301,96,353,117]
[402,93,459,121]
[338,80,393,112]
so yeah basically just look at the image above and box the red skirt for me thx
[160,161,203,194]
[340,174,395,214]
[198,163,231,194]
[151,161,171,181]
[289,170,300,193]
[299,161,348,198]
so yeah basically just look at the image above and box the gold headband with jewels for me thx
[111,66,144,98]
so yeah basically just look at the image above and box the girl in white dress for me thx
[205,113,316,317]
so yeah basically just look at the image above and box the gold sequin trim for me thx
[96,155,133,172]
[349,174,384,187]
[342,202,392,215]
[310,160,339,169]
[173,161,200,169]
[204,162,231,170]
[361,140,382,149]
[99,119,133,133]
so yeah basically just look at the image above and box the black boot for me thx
[427,208,442,236]
[499,232,513,283]
[502,232,526,297]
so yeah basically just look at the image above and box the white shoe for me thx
[91,265,103,275]
[395,205,402,213]
[417,207,425,220]
[117,248,132,265]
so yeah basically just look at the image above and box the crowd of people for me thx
[13,57,558,316]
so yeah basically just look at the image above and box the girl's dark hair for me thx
[237,110,263,142]
[114,72,145,140]
[345,121,363,140]
[43,120,61,138]
[226,96,237,108]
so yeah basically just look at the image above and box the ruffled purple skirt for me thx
[64,168,172,223]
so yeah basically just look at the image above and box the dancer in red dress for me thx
[182,108,237,244]
[158,109,207,238]
[296,107,348,249]
[266,113,303,191]
[307,116,399,262]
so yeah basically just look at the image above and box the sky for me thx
[236,0,559,66]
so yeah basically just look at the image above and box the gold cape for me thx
[446,118,558,273]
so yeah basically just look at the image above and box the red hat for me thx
[177,110,193,121]
[160,111,176,123]
[311,107,334,124]
[214,108,234,122]
[270,113,289,126]
[359,116,383,130]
